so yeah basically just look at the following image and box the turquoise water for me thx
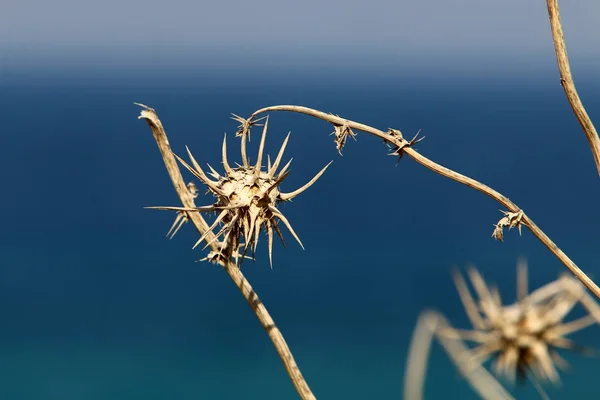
[0,67,599,399]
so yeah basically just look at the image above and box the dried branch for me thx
[135,103,316,400]
[545,0,600,176]
[245,105,600,300]
[404,310,515,400]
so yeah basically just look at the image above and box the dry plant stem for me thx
[545,0,600,176]
[137,104,316,400]
[248,105,600,300]
[404,311,515,400]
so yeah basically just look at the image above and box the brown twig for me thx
[135,103,316,400]
[246,105,600,300]
[545,0,600,176]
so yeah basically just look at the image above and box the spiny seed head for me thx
[161,115,332,268]
[454,265,596,386]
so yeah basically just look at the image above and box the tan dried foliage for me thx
[133,2,600,399]
[147,115,331,268]
[404,260,600,400]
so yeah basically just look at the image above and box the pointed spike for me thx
[253,218,262,253]
[212,204,242,210]
[230,113,244,123]
[272,220,287,248]
[551,315,596,337]
[221,216,240,248]
[171,217,187,238]
[466,266,501,322]
[269,206,304,250]
[467,267,493,303]
[254,115,269,176]
[279,161,332,201]
[174,152,222,193]
[146,205,197,212]
[206,163,221,179]
[269,132,291,177]
[222,133,234,175]
[239,245,251,267]
[278,158,293,177]
[267,170,291,194]
[168,217,186,239]
[550,351,571,372]
[242,214,250,249]
[145,205,224,213]
[503,347,519,384]
[202,225,227,250]
[267,220,274,269]
[223,219,240,251]
[184,146,214,183]
[535,345,560,384]
[203,215,237,250]
[192,209,228,249]
[166,214,180,238]
[451,268,487,330]
[166,212,187,239]
[247,210,259,245]
[173,152,209,183]
[267,155,272,172]
[490,285,502,307]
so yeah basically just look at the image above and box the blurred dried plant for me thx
[403,259,600,400]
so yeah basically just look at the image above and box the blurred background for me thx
[1,0,600,399]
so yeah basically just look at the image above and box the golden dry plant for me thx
[235,105,600,301]
[132,2,598,399]
[136,104,321,400]
[136,101,595,400]
[145,114,331,268]
[403,260,600,400]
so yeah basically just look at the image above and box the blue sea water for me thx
[0,65,600,400]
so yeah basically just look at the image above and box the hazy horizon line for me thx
[3,55,600,91]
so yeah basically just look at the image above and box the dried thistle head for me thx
[156,115,332,267]
[452,263,597,387]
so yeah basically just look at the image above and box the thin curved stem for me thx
[247,105,600,300]
[545,0,600,176]
[137,103,315,400]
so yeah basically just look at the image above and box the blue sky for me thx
[2,0,599,72]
